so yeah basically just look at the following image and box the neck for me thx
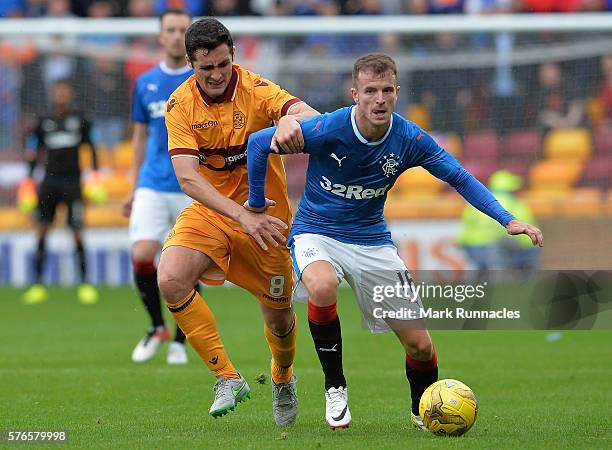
[354,106,389,142]
[163,54,186,70]
[54,105,68,117]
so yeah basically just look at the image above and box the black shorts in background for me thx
[37,177,84,229]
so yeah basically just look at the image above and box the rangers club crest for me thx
[380,154,399,177]
[302,247,318,258]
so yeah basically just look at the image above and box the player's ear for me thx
[231,46,236,60]
[185,54,193,68]
[396,85,401,96]
[351,87,358,104]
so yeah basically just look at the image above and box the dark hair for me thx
[185,18,234,62]
[53,78,73,89]
[352,53,397,85]
[159,8,192,24]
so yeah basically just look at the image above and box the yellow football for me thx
[419,379,478,436]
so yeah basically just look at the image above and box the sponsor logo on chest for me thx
[319,175,389,200]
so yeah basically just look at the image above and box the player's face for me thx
[159,13,190,60]
[188,44,234,100]
[51,83,74,108]
[351,70,399,127]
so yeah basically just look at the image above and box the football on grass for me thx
[419,379,478,436]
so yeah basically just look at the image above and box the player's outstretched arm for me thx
[247,127,280,212]
[271,102,319,154]
[414,132,543,247]
[505,219,544,247]
[172,154,287,251]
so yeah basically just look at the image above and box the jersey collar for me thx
[197,66,239,106]
[159,62,191,76]
[350,105,393,146]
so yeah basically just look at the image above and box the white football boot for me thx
[410,412,427,431]
[325,386,352,429]
[131,326,170,362]
[166,341,188,365]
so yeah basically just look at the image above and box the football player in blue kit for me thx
[122,8,194,364]
[246,53,543,429]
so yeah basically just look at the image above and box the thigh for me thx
[348,245,423,333]
[130,188,175,244]
[163,204,231,285]
[290,233,346,304]
[226,229,293,310]
[158,244,212,301]
[159,244,211,283]
[64,183,84,229]
[37,181,59,225]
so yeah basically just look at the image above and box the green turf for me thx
[1,286,611,449]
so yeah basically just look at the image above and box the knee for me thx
[307,277,338,306]
[265,308,295,335]
[404,336,434,361]
[132,242,158,263]
[157,264,190,305]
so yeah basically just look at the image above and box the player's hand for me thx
[121,192,134,218]
[505,219,543,247]
[243,198,276,213]
[271,115,304,154]
[238,210,288,251]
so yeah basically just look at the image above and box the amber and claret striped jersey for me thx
[165,63,301,225]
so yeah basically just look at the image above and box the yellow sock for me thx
[264,314,297,384]
[168,289,238,378]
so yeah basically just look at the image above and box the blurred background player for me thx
[122,8,194,365]
[158,18,318,424]
[22,78,99,305]
[459,170,540,278]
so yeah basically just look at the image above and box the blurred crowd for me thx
[1,0,612,18]
[0,1,611,207]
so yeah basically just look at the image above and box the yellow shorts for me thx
[163,204,292,310]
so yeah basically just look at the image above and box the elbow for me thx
[176,173,197,197]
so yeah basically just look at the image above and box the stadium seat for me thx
[519,189,566,217]
[529,159,583,190]
[0,207,30,230]
[605,188,612,215]
[431,132,462,158]
[559,187,602,217]
[113,141,134,171]
[496,161,530,180]
[580,155,612,187]
[85,203,129,228]
[462,130,501,163]
[543,128,592,161]
[460,159,498,183]
[593,125,612,155]
[385,192,462,220]
[502,129,542,162]
[404,103,432,131]
[102,173,132,200]
[394,167,443,197]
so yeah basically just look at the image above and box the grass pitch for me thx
[1,285,611,449]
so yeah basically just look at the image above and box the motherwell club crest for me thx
[233,110,245,129]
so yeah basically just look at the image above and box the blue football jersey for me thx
[247,106,514,247]
[132,63,192,192]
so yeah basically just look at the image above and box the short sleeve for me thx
[165,98,198,158]
[132,80,148,124]
[254,77,301,122]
